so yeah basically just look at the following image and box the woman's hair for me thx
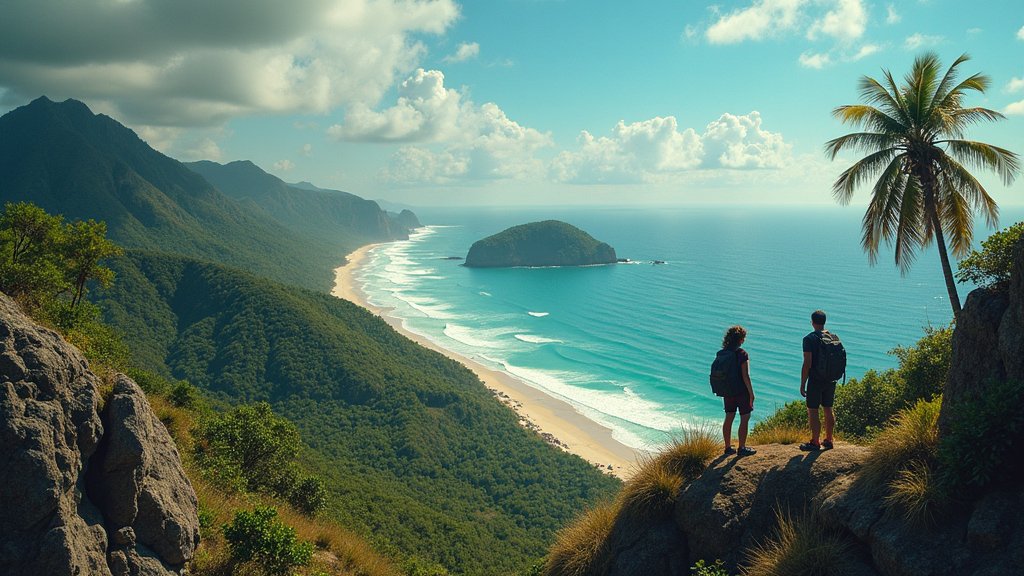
[722,325,747,349]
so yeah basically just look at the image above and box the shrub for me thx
[956,222,1024,287]
[831,369,902,439]
[222,506,313,576]
[170,381,200,408]
[544,501,618,576]
[692,559,731,576]
[289,476,329,517]
[885,460,943,525]
[199,402,302,496]
[752,401,805,437]
[937,380,1024,493]
[890,325,952,404]
[402,557,451,575]
[743,509,854,576]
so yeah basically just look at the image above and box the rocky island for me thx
[464,220,617,268]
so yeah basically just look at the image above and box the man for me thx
[800,310,835,451]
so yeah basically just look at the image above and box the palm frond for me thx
[861,157,906,262]
[930,53,971,112]
[831,149,901,203]
[942,139,1021,186]
[935,155,999,228]
[906,53,942,125]
[883,70,913,127]
[937,177,975,257]
[825,131,898,158]
[894,176,926,274]
[858,76,909,123]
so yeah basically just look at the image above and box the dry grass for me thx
[884,459,943,525]
[860,398,941,489]
[749,424,805,446]
[743,509,854,576]
[543,500,619,576]
[652,424,721,482]
[618,460,684,518]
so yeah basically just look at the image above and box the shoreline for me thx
[332,242,642,479]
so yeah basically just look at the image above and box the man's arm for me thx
[800,351,812,397]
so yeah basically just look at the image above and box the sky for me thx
[1,0,1023,208]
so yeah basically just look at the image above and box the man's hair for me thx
[811,310,827,326]
[722,325,747,349]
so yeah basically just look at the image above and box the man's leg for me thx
[823,407,835,443]
[807,407,820,444]
[738,412,750,449]
[723,411,736,449]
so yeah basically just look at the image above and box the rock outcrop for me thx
[0,294,199,576]
[464,220,617,268]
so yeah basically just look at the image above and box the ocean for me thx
[354,205,1021,451]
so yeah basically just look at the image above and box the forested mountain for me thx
[95,250,620,572]
[186,160,419,246]
[0,97,411,290]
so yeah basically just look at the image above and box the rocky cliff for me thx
[554,239,1024,576]
[464,220,617,268]
[0,294,199,576]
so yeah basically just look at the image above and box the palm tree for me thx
[826,52,1019,318]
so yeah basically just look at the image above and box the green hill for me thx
[0,97,409,290]
[465,220,617,267]
[95,250,621,573]
[186,160,419,246]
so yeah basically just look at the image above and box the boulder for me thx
[0,294,199,576]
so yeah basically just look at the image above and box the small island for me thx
[464,220,617,268]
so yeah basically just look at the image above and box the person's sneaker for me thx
[799,441,820,451]
[724,446,737,455]
[737,446,757,456]
[821,440,834,450]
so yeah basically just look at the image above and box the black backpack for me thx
[814,331,847,383]
[710,349,744,397]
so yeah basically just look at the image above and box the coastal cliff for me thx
[544,240,1024,576]
[0,294,199,576]
[465,220,617,268]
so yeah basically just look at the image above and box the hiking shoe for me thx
[724,447,736,455]
[737,446,757,456]
[799,442,820,451]
[822,440,834,450]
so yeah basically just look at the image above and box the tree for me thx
[826,53,1020,318]
[62,219,122,308]
[0,202,66,301]
[199,402,302,495]
[955,221,1024,288]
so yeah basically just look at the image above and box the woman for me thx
[720,325,756,456]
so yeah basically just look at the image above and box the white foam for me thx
[527,311,549,317]
[392,294,457,320]
[443,324,504,349]
[514,334,563,344]
[479,291,492,297]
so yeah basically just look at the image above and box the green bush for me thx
[223,506,313,576]
[691,558,730,576]
[832,369,902,439]
[890,325,952,404]
[751,401,806,436]
[938,380,1024,493]
[956,222,1024,287]
[169,381,200,408]
[289,476,328,517]
[402,557,451,576]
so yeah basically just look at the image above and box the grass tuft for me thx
[619,460,684,519]
[859,398,941,489]
[884,459,943,525]
[742,509,854,576]
[749,424,805,446]
[653,424,721,482]
[543,501,618,576]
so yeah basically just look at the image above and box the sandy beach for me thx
[332,243,642,479]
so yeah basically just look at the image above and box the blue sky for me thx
[1,0,1022,208]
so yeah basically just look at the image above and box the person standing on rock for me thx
[712,325,757,456]
[799,310,842,451]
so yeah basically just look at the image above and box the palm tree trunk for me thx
[924,191,962,319]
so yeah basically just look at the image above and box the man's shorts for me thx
[805,380,836,410]
[724,394,753,415]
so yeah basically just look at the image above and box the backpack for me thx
[813,331,847,383]
[710,349,744,397]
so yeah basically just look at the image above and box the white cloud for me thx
[807,0,867,43]
[300,143,313,156]
[849,44,881,61]
[1018,25,1024,40]
[886,5,901,24]
[551,112,790,184]
[352,70,552,183]
[799,51,831,69]
[0,1,460,128]
[706,0,808,44]
[904,33,943,50]
[443,42,480,63]
[273,159,295,171]
[1007,77,1024,94]
[1005,100,1024,115]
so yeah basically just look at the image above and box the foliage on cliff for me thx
[465,220,617,268]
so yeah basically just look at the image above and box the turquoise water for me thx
[355,206,1020,451]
